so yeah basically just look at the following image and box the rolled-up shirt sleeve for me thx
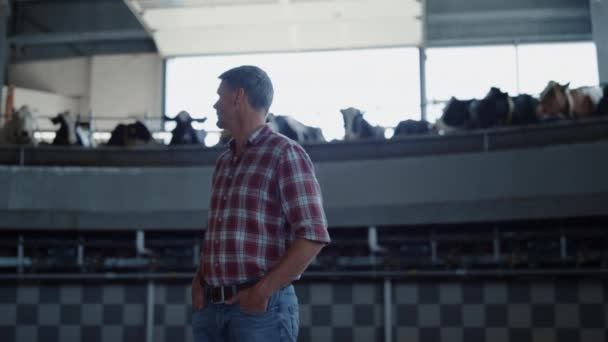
[277,144,331,244]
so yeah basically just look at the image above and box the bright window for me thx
[165,48,420,144]
[425,42,599,123]
[425,45,518,123]
[517,42,599,95]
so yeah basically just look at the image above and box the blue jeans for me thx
[192,284,299,342]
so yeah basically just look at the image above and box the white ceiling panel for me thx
[125,0,422,56]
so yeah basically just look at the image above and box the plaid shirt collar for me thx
[227,124,272,152]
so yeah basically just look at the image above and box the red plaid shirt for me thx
[202,125,330,286]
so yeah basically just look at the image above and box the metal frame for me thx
[1,116,608,166]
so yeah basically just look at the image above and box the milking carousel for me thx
[1,0,608,342]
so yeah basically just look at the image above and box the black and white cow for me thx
[164,110,207,145]
[340,107,385,141]
[437,88,539,132]
[469,87,538,128]
[266,113,325,144]
[595,84,608,117]
[434,97,475,133]
[0,105,37,145]
[392,119,432,138]
[510,94,539,125]
[50,111,92,147]
[106,121,154,147]
[469,87,511,129]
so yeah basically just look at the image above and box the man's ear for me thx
[234,88,246,107]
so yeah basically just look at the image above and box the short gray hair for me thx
[219,65,274,113]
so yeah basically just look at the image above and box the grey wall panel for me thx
[0,141,607,229]
[0,164,10,210]
[16,1,142,34]
[317,142,608,208]
[5,166,213,212]
[427,0,586,13]
[324,193,608,227]
[426,0,592,46]
[0,210,208,230]
[591,0,608,84]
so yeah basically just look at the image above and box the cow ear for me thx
[563,82,570,89]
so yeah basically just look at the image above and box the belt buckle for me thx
[210,286,225,304]
[214,286,226,304]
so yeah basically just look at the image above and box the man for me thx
[191,65,331,342]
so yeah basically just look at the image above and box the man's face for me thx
[213,81,236,130]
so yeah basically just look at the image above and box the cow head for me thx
[393,119,431,137]
[341,107,365,140]
[537,81,570,118]
[266,113,277,128]
[2,106,37,145]
[50,110,80,145]
[510,94,539,125]
[440,97,473,128]
[596,84,608,117]
[469,87,511,128]
[129,121,153,142]
[164,111,207,145]
[164,111,208,125]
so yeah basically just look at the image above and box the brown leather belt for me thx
[206,281,256,304]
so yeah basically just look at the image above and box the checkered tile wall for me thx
[0,279,606,342]
[0,284,146,342]
[391,280,608,342]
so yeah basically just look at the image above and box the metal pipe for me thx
[17,235,23,274]
[430,230,438,265]
[146,281,155,342]
[419,0,428,122]
[77,242,84,269]
[419,48,427,122]
[4,268,608,281]
[383,278,392,342]
[0,1,8,120]
[493,227,501,262]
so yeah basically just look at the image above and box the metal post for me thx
[514,40,521,94]
[383,278,393,342]
[430,229,438,265]
[368,226,381,268]
[419,0,428,122]
[560,235,567,260]
[193,243,200,267]
[419,48,427,121]
[431,240,438,265]
[17,235,23,273]
[493,227,501,262]
[146,281,155,342]
[0,0,10,118]
[77,241,84,271]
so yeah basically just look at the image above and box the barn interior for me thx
[1,0,608,342]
